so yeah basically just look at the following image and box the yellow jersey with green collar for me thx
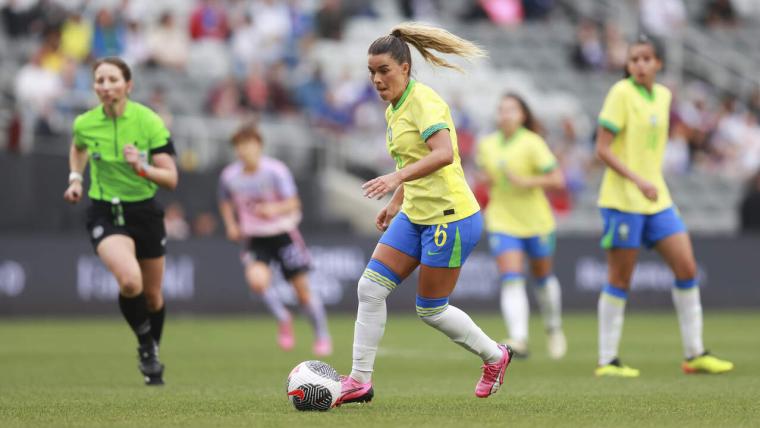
[597,78,673,214]
[385,80,479,225]
[476,128,557,236]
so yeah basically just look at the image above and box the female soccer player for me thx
[218,123,331,357]
[337,23,512,405]
[476,93,566,360]
[63,57,178,385]
[594,35,733,377]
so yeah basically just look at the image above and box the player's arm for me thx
[376,185,404,231]
[595,126,657,201]
[363,130,453,199]
[63,140,88,204]
[255,196,301,219]
[219,199,242,241]
[506,167,565,190]
[123,145,178,190]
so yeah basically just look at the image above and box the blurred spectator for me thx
[147,11,189,70]
[206,76,243,117]
[739,169,760,233]
[554,116,592,204]
[60,8,92,62]
[249,0,292,65]
[164,201,191,240]
[122,19,149,66]
[703,0,738,28]
[192,212,219,237]
[571,20,604,71]
[231,13,262,76]
[640,0,686,38]
[14,51,64,150]
[315,0,346,40]
[243,63,269,111]
[147,85,174,129]
[664,119,691,175]
[603,21,627,71]
[1,0,42,37]
[189,0,229,40]
[399,0,440,20]
[748,84,760,116]
[479,0,524,26]
[38,27,65,73]
[522,0,554,21]
[267,61,295,113]
[92,8,125,58]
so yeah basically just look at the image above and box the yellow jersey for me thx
[598,78,673,214]
[476,128,557,236]
[385,80,479,225]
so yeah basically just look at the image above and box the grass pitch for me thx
[1,311,758,427]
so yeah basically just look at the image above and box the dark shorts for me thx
[242,230,311,280]
[86,198,167,259]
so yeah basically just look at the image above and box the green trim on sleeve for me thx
[598,118,621,134]
[421,122,449,141]
[540,162,559,174]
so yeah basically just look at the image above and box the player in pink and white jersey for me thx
[218,123,331,356]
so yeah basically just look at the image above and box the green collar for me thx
[100,99,134,120]
[628,77,655,102]
[392,79,416,112]
[500,127,525,146]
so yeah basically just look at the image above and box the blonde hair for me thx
[368,22,487,73]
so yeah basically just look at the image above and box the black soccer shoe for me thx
[137,342,165,386]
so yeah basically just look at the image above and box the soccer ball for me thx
[286,360,342,411]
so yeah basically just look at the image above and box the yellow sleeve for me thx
[598,83,626,134]
[532,138,558,174]
[409,93,450,141]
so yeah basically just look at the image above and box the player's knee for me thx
[416,295,449,323]
[676,260,698,280]
[117,274,142,296]
[144,291,163,311]
[357,276,391,304]
[249,280,269,294]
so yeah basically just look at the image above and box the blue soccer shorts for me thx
[600,206,686,249]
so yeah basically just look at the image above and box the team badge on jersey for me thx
[386,126,393,142]
[92,225,104,239]
[618,223,630,242]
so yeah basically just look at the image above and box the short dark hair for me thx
[624,34,665,78]
[231,122,263,146]
[92,57,132,82]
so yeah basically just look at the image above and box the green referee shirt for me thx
[72,100,172,202]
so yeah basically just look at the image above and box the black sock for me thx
[149,305,166,345]
[118,293,153,346]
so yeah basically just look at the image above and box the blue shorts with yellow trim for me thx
[487,232,556,259]
[600,206,686,249]
[379,211,482,268]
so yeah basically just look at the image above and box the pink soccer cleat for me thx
[313,337,333,357]
[475,344,513,398]
[334,375,374,406]
[277,319,295,351]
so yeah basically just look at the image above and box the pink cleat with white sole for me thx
[277,319,294,351]
[313,337,333,357]
[475,344,513,398]
[334,376,374,406]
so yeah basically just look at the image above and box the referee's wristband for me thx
[137,161,150,177]
[68,171,83,184]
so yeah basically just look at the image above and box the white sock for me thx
[350,261,398,384]
[535,275,562,332]
[302,292,330,340]
[598,284,627,366]
[417,296,502,363]
[672,279,704,359]
[261,287,290,323]
[500,274,529,344]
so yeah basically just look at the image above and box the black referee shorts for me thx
[86,198,167,259]
[242,231,311,280]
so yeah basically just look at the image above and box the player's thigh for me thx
[496,250,525,275]
[97,234,142,295]
[654,232,697,280]
[245,261,273,293]
[605,248,639,289]
[417,265,461,298]
[371,243,420,281]
[139,256,165,311]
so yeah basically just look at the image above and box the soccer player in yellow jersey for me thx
[476,94,566,360]
[594,35,733,377]
[336,23,513,405]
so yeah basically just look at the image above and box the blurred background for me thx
[1,0,759,316]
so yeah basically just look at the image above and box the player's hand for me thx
[375,202,401,231]
[123,144,141,170]
[636,178,658,201]
[226,224,242,242]
[63,181,83,204]
[363,172,402,200]
[505,169,531,189]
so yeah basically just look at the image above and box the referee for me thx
[63,57,178,385]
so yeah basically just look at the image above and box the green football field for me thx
[1,312,758,427]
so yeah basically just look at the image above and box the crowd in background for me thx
[2,0,760,234]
